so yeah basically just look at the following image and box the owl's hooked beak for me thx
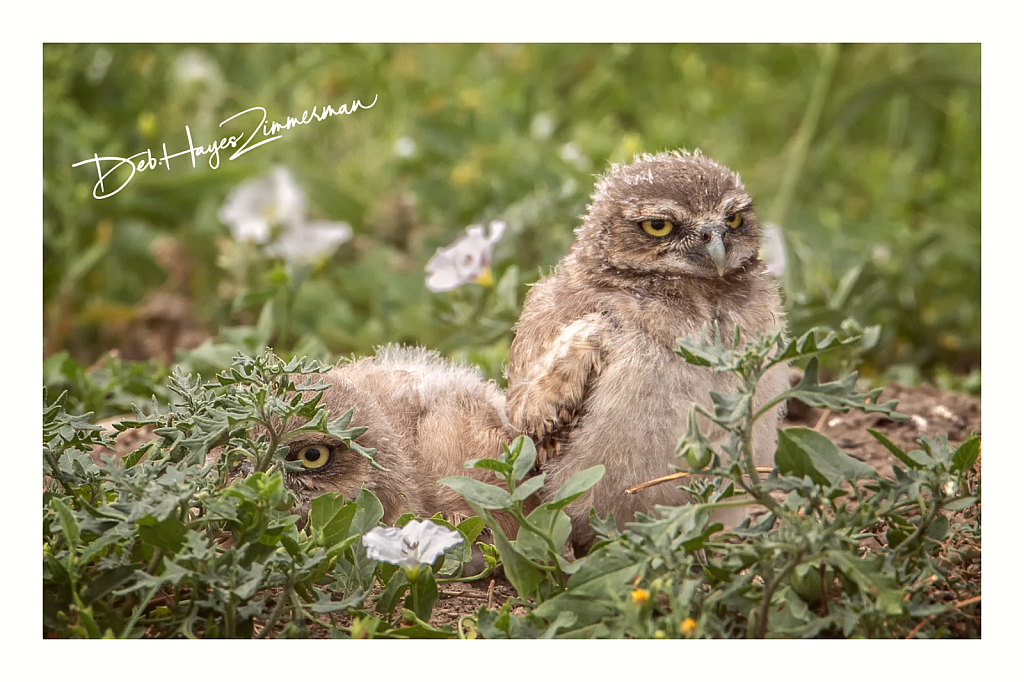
[705,233,727,277]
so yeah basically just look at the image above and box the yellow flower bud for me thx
[680,618,697,636]
[631,588,649,605]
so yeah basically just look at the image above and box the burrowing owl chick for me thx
[97,346,528,541]
[249,346,527,539]
[505,151,789,552]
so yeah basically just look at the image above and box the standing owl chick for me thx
[505,151,789,552]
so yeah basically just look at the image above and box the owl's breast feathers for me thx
[506,263,783,467]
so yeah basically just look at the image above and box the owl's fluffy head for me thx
[575,151,763,282]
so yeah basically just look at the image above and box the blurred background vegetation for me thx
[43,43,980,418]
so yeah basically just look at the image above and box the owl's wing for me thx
[506,314,606,466]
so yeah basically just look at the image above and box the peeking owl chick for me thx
[95,346,526,542]
[505,151,789,552]
[228,345,527,540]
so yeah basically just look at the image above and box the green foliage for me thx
[441,436,604,602]
[42,352,462,638]
[44,44,979,385]
[42,328,980,638]
[449,324,980,638]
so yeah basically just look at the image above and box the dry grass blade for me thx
[625,467,774,495]
[904,595,981,639]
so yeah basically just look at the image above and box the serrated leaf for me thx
[766,321,874,368]
[774,358,905,420]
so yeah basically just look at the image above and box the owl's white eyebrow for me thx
[720,197,752,213]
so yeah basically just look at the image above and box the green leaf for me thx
[349,489,385,536]
[546,465,605,510]
[137,516,188,554]
[82,565,141,606]
[375,570,409,618]
[308,493,357,548]
[385,610,454,639]
[438,476,513,510]
[951,435,980,474]
[510,474,546,504]
[511,435,538,482]
[868,428,925,470]
[514,504,571,562]
[776,428,877,486]
[472,505,545,601]
[52,497,81,553]
[405,569,439,622]
[708,391,751,424]
[456,516,486,544]
[778,358,905,420]
[766,320,876,368]
[465,458,512,474]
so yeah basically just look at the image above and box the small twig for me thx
[904,595,981,639]
[625,468,774,495]
[813,408,833,432]
[486,580,495,610]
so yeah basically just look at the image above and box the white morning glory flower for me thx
[760,223,787,278]
[362,519,464,571]
[425,220,506,292]
[264,219,353,261]
[219,166,352,262]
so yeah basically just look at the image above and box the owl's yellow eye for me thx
[296,444,331,469]
[640,219,674,237]
[725,213,743,229]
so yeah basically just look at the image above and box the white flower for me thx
[530,113,555,141]
[362,519,463,570]
[264,220,353,261]
[173,48,224,92]
[760,223,787,278]
[425,220,506,292]
[219,166,352,262]
[394,136,417,158]
[559,142,590,170]
[86,47,113,84]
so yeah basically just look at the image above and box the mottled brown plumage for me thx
[96,347,528,542]
[506,151,789,551]
[271,346,525,538]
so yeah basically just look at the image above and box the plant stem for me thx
[754,552,803,639]
[770,43,840,228]
[119,580,163,638]
[258,580,293,638]
[892,499,940,555]
[513,506,566,587]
